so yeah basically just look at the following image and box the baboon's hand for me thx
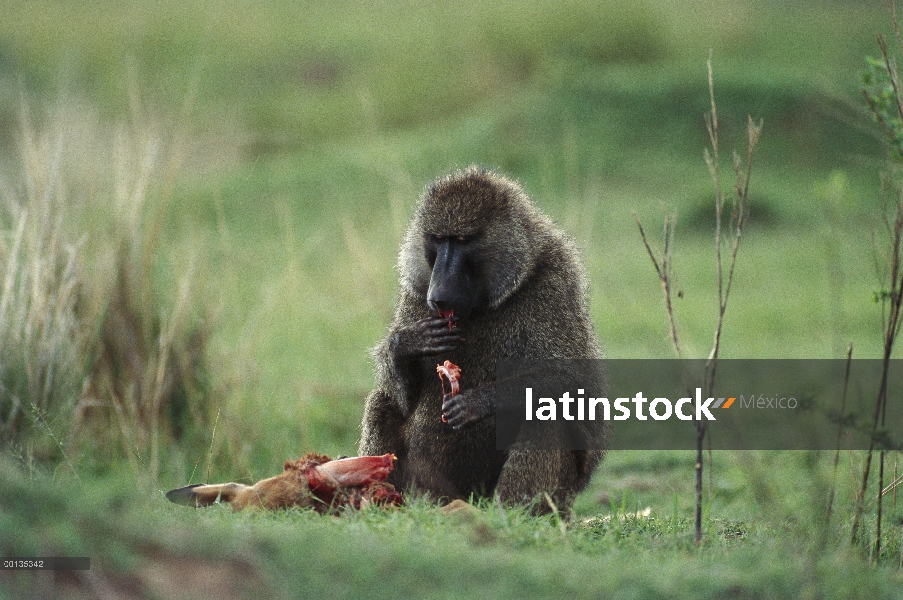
[442,389,494,429]
[389,317,462,359]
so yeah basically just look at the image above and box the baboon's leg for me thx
[494,450,580,517]
[360,390,412,490]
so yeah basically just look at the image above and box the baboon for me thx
[359,166,606,516]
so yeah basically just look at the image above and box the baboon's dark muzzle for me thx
[427,240,475,318]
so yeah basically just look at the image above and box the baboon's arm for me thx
[441,386,495,429]
[359,389,407,458]
[388,316,461,359]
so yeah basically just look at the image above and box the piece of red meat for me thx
[438,308,456,330]
[436,360,461,423]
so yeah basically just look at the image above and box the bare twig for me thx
[634,213,681,358]
[699,56,760,546]
[827,343,854,524]
[635,54,760,546]
[890,0,903,58]
[882,470,903,496]
[853,3,903,556]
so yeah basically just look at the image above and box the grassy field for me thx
[2,0,903,597]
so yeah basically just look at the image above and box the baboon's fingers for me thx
[442,391,493,429]
[417,316,452,327]
[429,330,462,341]
[410,317,451,335]
[423,345,460,356]
[422,323,464,342]
[441,397,469,428]
[390,320,461,359]
[417,335,461,355]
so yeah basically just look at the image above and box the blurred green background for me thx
[2,1,903,597]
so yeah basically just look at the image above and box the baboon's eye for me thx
[433,235,447,243]
[456,235,471,244]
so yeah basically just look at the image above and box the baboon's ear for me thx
[166,484,209,507]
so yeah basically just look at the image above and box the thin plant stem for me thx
[827,343,854,524]
[635,55,760,546]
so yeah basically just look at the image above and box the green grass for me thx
[1,454,901,599]
[2,0,903,596]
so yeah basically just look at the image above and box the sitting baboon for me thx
[359,166,606,516]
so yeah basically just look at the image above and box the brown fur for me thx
[359,166,607,517]
[166,452,401,513]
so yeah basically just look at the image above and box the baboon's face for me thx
[424,232,484,319]
[402,168,535,315]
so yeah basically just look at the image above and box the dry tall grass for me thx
[0,97,210,479]
[0,109,85,468]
